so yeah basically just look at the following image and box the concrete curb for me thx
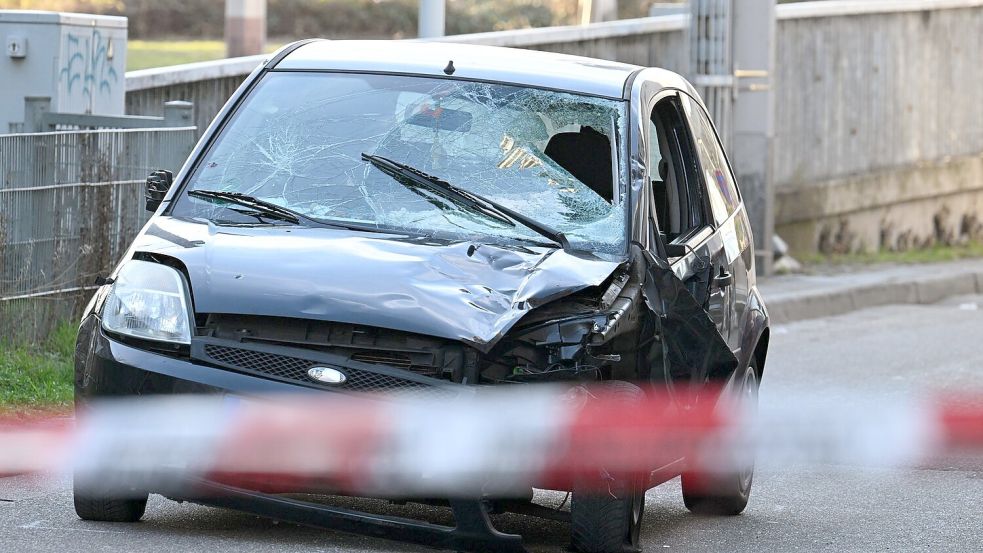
[762,264,983,325]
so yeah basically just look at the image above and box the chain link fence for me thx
[0,127,195,344]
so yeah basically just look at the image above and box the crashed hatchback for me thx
[75,40,770,553]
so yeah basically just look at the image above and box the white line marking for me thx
[17,520,126,534]
[19,520,44,528]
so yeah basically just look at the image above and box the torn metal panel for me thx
[640,250,738,391]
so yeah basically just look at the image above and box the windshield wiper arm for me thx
[188,190,304,224]
[189,189,407,235]
[361,154,513,228]
[361,153,571,251]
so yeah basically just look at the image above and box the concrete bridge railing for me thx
[124,0,983,256]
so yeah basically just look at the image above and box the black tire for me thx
[73,479,148,522]
[570,381,646,553]
[681,359,759,516]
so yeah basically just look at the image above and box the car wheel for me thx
[570,380,646,553]
[73,478,148,522]
[680,359,759,516]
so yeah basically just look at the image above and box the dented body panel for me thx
[132,217,621,351]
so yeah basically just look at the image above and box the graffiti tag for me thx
[59,30,119,102]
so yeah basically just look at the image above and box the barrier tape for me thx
[1,386,981,496]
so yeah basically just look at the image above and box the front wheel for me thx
[73,477,148,522]
[570,381,646,553]
[681,359,759,516]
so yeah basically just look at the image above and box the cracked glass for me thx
[171,72,629,256]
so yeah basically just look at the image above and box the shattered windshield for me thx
[171,72,629,255]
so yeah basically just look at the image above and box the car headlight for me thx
[101,260,194,345]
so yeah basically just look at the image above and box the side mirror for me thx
[145,169,173,212]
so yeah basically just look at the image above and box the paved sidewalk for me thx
[759,258,983,324]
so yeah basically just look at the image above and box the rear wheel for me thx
[570,381,646,553]
[681,360,759,516]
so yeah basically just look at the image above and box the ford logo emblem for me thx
[307,366,347,385]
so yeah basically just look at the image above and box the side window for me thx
[682,95,741,223]
[647,95,711,244]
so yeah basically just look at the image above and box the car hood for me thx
[129,217,622,351]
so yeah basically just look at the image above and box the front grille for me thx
[198,314,459,378]
[202,343,443,395]
[350,351,413,369]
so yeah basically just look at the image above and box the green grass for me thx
[800,241,983,267]
[127,40,283,71]
[0,321,76,409]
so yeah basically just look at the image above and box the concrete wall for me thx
[123,0,983,256]
[126,56,264,134]
[773,1,983,254]
[124,16,689,133]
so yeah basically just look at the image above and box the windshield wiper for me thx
[188,189,412,236]
[361,153,571,251]
[188,190,304,224]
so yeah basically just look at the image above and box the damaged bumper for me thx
[75,317,458,400]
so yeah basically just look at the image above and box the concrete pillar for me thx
[225,0,266,58]
[163,101,193,128]
[731,0,776,274]
[23,96,51,133]
[418,0,446,38]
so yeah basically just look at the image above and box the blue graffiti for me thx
[59,30,119,101]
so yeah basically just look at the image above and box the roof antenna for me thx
[443,60,456,75]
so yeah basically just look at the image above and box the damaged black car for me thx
[74,40,770,553]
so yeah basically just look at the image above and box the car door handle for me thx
[714,268,733,288]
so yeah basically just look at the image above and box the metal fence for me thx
[0,127,195,344]
[689,0,733,150]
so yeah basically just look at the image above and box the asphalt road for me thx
[2,296,981,552]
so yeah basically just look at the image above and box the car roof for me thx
[274,40,643,100]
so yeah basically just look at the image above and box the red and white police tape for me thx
[1,385,981,496]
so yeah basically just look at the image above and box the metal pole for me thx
[225,0,267,57]
[581,0,618,24]
[731,0,776,274]
[418,0,446,39]
[579,0,592,25]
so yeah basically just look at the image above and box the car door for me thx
[644,92,736,405]
[680,93,750,353]
[648,93,730,341]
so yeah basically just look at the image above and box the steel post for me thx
[731,0,776,275]
[418,0,446,39]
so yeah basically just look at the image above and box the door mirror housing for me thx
[145,169,173,212]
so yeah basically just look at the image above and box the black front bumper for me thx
[76,315,456,399]
[76,317,301,398]
[74,316,529,552]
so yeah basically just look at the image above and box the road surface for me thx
[2,295,981,552]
